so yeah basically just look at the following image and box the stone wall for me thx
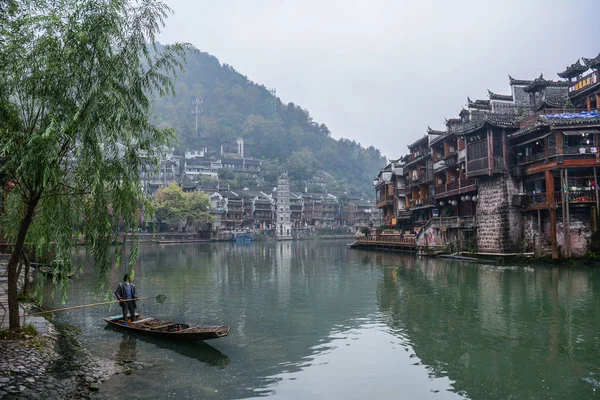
[416,221,475,253]
[524,208,595,257]
[476,175,524,253]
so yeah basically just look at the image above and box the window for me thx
[564,132,595,147]
[467,141,488,159]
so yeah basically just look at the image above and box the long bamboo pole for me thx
[23,296,163,317]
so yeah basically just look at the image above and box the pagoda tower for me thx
[275,173,293,240]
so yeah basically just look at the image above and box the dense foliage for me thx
[152,182,212,231]
[0,0,190,328]
[152,49,387,198]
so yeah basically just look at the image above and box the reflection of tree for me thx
[377,260,600,399]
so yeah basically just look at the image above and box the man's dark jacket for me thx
[114,282,137,308]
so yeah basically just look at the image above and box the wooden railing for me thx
[523,190,597,207]
[356,236,416,246]
[430,216,476,229]
[376,195,395,208]
[434,179,476,198]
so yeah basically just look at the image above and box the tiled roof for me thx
[557,60,588,79]
[488,89,513,101]
[486,114,520,127]
[467,97,491,110]
[222,191,242,199]
[429,131,455,146]
[534,93,568,111]
[454,119,486,135]
[176,174,197,190]
[427,126,445,136]
[407,135,428,149]
[583,53,600,70]
[524,74,570,93]
[454,115,519,136]
[509,75,534,86]
[508,123,547,139]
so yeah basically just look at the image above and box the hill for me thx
[152,48,386,198]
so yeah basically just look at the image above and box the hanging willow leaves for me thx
[0,0,193,329]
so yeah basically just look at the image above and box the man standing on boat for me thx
[115,274,137,322]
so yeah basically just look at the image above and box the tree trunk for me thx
[21,249,31,296]
[7,195,40,329]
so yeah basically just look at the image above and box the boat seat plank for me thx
[149,322,176,330]
[131,317,153,324]
[110,313,140,320]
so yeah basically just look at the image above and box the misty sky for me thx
[158,0,600,160]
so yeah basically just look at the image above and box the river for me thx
[44,241,600,399]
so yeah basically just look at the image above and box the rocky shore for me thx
[0,257,118,399]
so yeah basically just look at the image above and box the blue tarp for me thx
[546,110,600,119]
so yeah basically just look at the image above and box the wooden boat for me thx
[103,314,230,341]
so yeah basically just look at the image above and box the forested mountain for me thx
[152,47,386,198]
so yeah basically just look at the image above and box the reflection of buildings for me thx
[377,258,595,400]
[275,240,292,304]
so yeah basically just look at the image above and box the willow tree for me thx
[0,0,192,329]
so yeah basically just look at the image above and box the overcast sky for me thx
[158,0,600,159]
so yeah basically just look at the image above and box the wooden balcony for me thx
[523,190,597,210]
[376,195,395,208]
[433,178,476,199]
[430,216,476,229]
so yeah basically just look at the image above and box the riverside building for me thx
[375,54,600,259]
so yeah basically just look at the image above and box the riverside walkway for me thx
[348,235,417,252]
[0,255,48,332]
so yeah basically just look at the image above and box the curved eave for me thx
[430,132,455,147]
[407,135,429,149]
[508,75,534,86]
[508,123,549,139]
[558,60,588,79]
[583,53,600,70]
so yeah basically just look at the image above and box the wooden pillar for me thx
[594,167,599,218]
[560,169,567,258]
[502,128,508,171]
[596,93,600,110]
[587,96,591,112]
[537,209,542,256]
[564,169,571,258]
[550,208,558,259]
[545,170,554,204]
[487,126,493,175]
[547,169,558,259]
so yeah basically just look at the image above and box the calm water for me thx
[44,241,600,399]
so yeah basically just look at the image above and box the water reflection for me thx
[45,242,600,399]
[377,256,600,399]
[116,334,138,364]
[107,327,230,369]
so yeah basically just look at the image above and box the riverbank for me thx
[0,256,119,399]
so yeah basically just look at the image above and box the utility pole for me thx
[192,98,203,137]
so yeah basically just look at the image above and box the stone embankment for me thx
[0,256,117,399]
